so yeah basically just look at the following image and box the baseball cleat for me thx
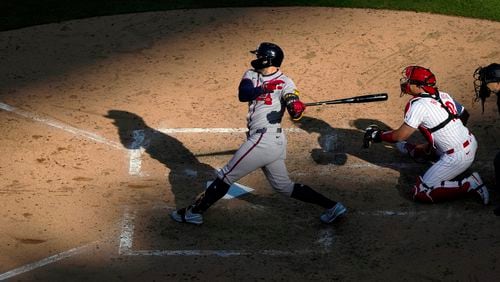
[468,172,489,205]
[320,202,347,224]
[170,206,203,225]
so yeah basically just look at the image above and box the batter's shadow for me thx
[296,116,427,201]
[105,110,217,209]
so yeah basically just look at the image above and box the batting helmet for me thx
[250,42,284,70]
[400,66,437,96]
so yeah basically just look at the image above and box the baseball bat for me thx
[304,93,388,106]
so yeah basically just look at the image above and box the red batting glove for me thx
[290,100,306,120]
[262,79,285,93]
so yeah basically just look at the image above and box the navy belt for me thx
[251,128,282,134]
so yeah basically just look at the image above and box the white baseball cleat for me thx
[170,205,203,225]
[468,172,489,205]
[320,202,347,223]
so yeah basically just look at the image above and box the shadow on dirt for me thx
[296,115,490,205]
[104,111,484,211]
[104,110,324,214]
[296,116,427,201]
[105,110,216,208]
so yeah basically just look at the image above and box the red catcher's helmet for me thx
[400,66,437,96]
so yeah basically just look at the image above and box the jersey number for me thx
[444,101,458,115]
[256,93,272,105]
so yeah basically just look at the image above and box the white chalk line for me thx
[118,207,135,255]
[128,130,148,176]
[124,249,320,257]
[119,205,469,257]
[0,102,123,150]
[118,207,334,257]
[0,241,98,281]
[157,127,306,134]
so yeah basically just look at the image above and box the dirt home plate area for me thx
[0,7,499,281]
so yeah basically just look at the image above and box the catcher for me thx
[364,65,489,204]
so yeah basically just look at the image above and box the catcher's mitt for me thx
[363,125,382,148]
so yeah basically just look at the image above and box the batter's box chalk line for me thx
[118,207,335,257]
[0,241,100,280]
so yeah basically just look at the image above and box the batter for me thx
[171,42,346,225]
[364,65,489,204]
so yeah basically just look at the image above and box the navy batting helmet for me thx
[250,42,284,69]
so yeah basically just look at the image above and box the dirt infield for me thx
[1,7,499,281]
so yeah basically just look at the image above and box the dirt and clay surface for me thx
[0,7,499,281]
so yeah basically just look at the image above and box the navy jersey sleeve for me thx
[238,78,263,102]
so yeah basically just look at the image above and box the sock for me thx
[290,183,336,209]
[191,177,230,213]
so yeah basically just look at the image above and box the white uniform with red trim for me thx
[216,69,297,195]
[404,91,483,202]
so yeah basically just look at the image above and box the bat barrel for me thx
[305,93,388,106]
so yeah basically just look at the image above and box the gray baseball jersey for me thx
[216,69,297,195]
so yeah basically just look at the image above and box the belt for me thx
[250,128,282,135]
[445,140,470,155]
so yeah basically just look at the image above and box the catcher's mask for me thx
[250,42,284,70]
[473,63,500,113]
[400,66,437,97]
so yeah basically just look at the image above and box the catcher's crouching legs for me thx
[170,177,230,225]
[411,175,488,204]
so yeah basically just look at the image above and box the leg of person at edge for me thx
[171,42,346,225]
[473,63,500,215]
[364,65,489,205]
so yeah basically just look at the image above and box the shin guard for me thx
[290,183,336,209]
[411,176,469,203]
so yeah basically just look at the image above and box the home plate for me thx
[206,181,254,199]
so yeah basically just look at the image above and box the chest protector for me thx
[420,93,460,133]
